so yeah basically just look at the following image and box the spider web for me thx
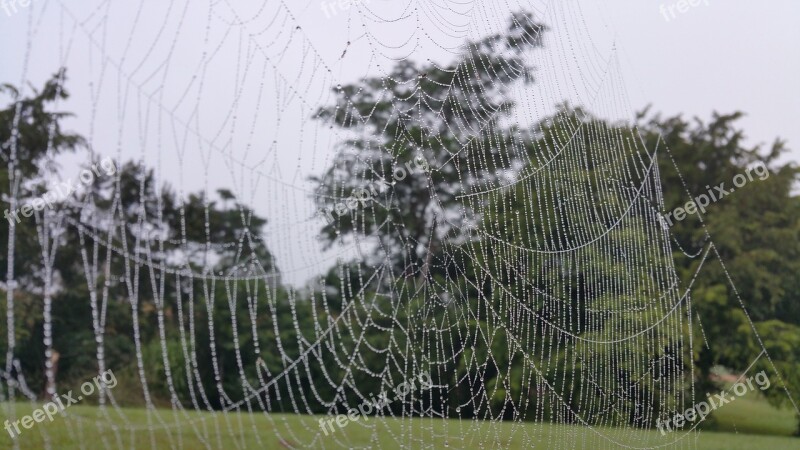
[2,0,797,449]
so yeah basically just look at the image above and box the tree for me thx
[312,11,548,276]
[634,109,800,430]
[1,72,285,406]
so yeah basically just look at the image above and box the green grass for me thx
[706,382,798,437]
[1,389,796,449]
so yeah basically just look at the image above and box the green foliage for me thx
[312,12,547,273]
[1,72,283,405]
[635,110,800,429]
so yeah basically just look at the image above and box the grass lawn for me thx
[708,384,797,437]
[1,387,796,449]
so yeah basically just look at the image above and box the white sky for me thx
[1,0,798,286]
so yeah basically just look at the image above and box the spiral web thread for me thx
[2,0,797,449]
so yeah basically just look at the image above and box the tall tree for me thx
[313,12,548,276]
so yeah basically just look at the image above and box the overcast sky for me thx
[1,0,798,286]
